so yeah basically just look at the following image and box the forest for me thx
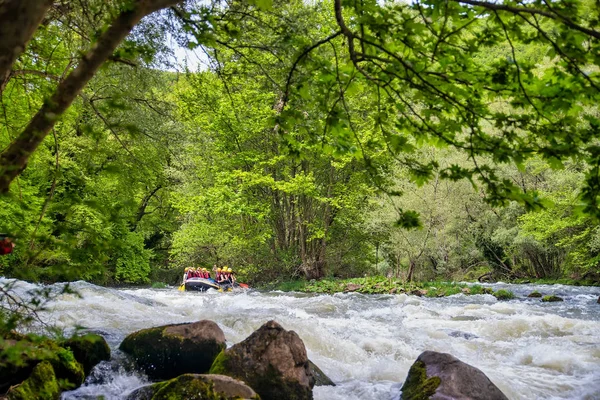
[1,0,600,287]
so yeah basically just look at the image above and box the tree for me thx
[0,0,183,193]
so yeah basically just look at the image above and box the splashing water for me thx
[3,279,599,399]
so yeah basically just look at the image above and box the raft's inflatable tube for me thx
[184,277,220,292]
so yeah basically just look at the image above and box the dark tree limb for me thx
[453,0,600,40]
[0,0,53,93]
[0,0,183,194]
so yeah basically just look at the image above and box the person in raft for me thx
[217,267,229,284]
[0,234,15,256]
[227,268,237,284]
[182,267,190,282]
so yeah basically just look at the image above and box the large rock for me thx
[119,320,225,380]
[6,361,60,400]
[209,320,314,400]
[400,351,508,400]
[0,335,84,395]
[308,360,335,387]
[61,333,110,376]
[125,374,259,400]
[542,295,563,302]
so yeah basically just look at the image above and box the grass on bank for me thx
[261,276,498,297]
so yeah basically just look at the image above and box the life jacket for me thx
[0,240,13,255]
[204,272,210,279]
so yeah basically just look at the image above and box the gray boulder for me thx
[209,320,314,400]
[119,320,225,380]
[401,351,508,400]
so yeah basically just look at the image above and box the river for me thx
[4,279,600,399]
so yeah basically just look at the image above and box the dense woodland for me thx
[1,0,600,286]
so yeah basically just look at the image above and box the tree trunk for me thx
[0,0,53,94]
[406,259,416,282]
[0,0,183,194]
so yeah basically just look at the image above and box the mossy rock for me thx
[527,291,542,298]
[61,333,110,376]
[493,289,514,300]
[400,360,440,400]
[542,295,564,302]
[209,320,313,400]
[120,320,226,380]
[401,351,508,400]
[482,287,494,295]
[0,335,84,394]
[6,361,60,400]
[308,360,334,387]
[125,374,259,400]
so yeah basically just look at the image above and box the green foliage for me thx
[2,0,600,289]
[114,232,152,284]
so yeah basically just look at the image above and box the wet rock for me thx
[542,295,564,302]
[308,360,335,386]
[461,288,471,294]
[482,287,494,295]
[410,289,427,297]
[0,335,84,394]
[400,351,508,400]
[527,291,542,298]
[451,316,480,322]
[125,374,258,400]
[597,296,600,304]
[345,283,362,292]
[493,289,514,300]
[209,320,314,400]
[119,320,226,380]
[447,331,479,340]
[6,361,59,400]
[61,333,111,376]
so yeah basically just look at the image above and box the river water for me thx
[3,280,600,399]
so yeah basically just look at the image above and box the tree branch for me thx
[453,0,600,40]
[0,0,183,194]
[0,0,54,93]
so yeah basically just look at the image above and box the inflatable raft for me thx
[183,277,220,292]
[178,278,249,292]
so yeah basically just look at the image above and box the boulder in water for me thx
[209,320,314,400]
[400,350,508,400]
[125,374,259,400]
[527,291,542,298]
[61,333,110,376]
[493,289,514,300]
[597,296,600,304]
[308,360,335,386]
[5,361,60,400]
[0,334,84,395]
[119,320,226,380]
[542,295,564,302]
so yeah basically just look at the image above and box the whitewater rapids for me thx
[3,279,600,399]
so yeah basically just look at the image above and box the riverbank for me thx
[262,276,599,297]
